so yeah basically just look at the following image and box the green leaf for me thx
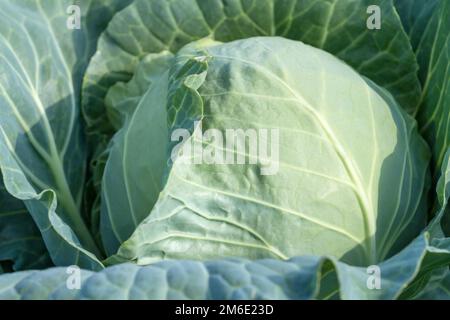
[105,52,174,130]
[0,268,94,300]
[82,138,109,253]
[436,148,450,210]
[394,0,439,51]
[110,37,429,266]
[399,149,450,298]
[0,271,34,298]
[437,148,450,235]
[87,52,174,255]
[415,269,450,300]
[410,0,450,179]
[0,174,51,271]
[100,64,171,254]
[0,0,131,269]
[335,234,450,299]
[275,0,421,113]
[0,258,323,300]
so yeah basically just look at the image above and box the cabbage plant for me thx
[0,0,449,300]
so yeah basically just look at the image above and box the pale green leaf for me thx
[0,232,449,300]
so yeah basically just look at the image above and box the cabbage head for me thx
[0,0,449,300]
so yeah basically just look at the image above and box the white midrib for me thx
[318,0,337,49]
[30,89,100,255]
[36,2,77,159]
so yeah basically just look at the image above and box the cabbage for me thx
[0,0,449,300]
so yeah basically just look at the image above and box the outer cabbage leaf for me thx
[415,270,450,300]
[0,232,449,300]
[0,268,94,300]
[416,0,450,178]
[394,0,439,51]
[0,0,131,269]
[110,37,430,266]
[397,0,450,180]
[399,148,450,298]
[0,175,51,271]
